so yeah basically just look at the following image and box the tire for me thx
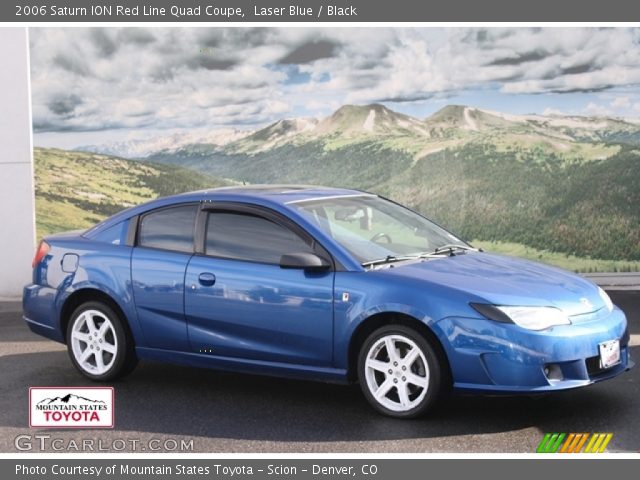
[66,301,137,381]
[357,324,443,418]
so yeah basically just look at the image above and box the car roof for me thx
[83,185,375,238]
[173,184,373,205]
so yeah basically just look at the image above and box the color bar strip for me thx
[567,433,583,453]
[537,433,553,453]
[584,433,598,453]
[573,433,590,453]
[560,433,576,453]
[591,433,606,453]
[597,433,613,453]
[550,433,566,453]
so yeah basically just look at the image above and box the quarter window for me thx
[138,205,198,253]
[92,221,126,245]
[206,212,313,264]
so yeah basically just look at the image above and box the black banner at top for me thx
[4,0,640,22]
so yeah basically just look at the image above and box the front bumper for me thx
[435,306,633,393]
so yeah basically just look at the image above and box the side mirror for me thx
[280,252,331,271]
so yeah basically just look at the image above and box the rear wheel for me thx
[357,325,443,418]
[66,301,137,381]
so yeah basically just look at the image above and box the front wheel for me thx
[66,301,137,381]
[357,325,443,418]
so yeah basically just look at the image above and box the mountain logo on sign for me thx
[34,392,108,423]
[37,393,106,405]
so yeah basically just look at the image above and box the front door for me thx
[184,208,334,366]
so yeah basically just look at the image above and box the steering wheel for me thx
[370,232,393,244]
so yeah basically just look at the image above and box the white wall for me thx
[0,28,35,298]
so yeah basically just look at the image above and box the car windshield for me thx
[292,195,468,265]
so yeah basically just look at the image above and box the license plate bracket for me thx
[599,340,621,369]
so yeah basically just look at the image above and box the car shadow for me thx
[2,298,638,452]
[1,345,637,452]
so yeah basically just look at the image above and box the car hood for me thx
[380,252,606,316]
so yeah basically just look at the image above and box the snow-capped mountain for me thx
[78,103,640,160]
[79,128,252,158]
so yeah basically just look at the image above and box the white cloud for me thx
[30,28,294,132]
[543,107,565,116]
[610,96,631,109]
[584,102,613,117]
[29,27,640,134]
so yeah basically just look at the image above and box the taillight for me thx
[32,240,50,268]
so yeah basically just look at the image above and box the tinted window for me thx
[294,195,462,263]
[92,221,126,245]
[138,205,198,253]
[206,212,312,264]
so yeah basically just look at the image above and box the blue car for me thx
[23,186,632,418]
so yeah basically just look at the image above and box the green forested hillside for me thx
[149,141,640,270]
[386,143,640,262]
[75,104,640,272]
[35,148,231,237]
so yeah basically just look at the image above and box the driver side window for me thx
[205,211,314,264]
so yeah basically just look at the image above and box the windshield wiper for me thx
[431,244,479,256]
[362,245,479,267]
[362,252,442,268]
[362,255,410,268]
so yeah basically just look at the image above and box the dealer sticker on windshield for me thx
[599,340,621,369]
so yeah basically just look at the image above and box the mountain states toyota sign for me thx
[29,387,114,428]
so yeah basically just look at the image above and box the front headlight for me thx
[598,287,614,312]
[496,306,570,330]
[471,304,571,330]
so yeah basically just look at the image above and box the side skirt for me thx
[135,347,349,384]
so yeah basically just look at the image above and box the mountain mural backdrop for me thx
[37,103,640,273]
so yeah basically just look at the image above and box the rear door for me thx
[131,204,198,351]
[184,205,335,366]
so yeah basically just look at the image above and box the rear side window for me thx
[138,205,198,253]
[206,212,313,264]
[92,221,127,245]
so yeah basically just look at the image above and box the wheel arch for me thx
[60,288,135,346]
[347,312,452,385]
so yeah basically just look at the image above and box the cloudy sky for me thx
[30,27,640,148]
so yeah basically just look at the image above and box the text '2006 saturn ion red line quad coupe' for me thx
[23,186,633,418]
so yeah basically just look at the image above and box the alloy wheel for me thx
[363,334,430,412]
[70,309,118,375]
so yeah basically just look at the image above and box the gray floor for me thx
[0,292,638,453]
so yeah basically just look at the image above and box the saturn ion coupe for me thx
[23,186,633,418]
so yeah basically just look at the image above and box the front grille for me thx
[586,355,608,377]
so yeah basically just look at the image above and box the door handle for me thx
[198,272,216,287]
